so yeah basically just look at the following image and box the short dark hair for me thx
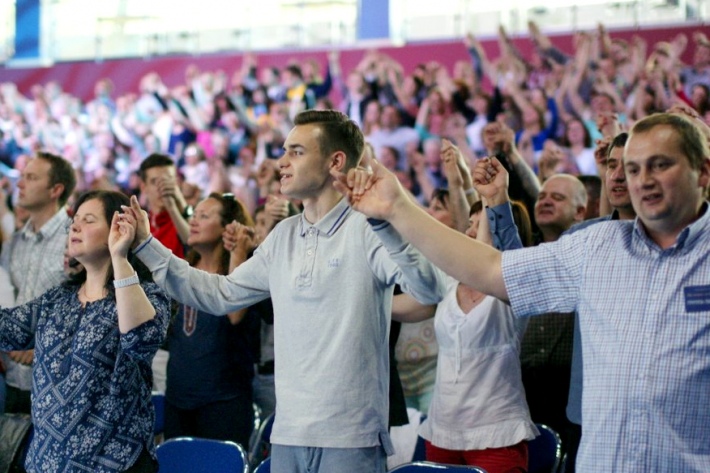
[630,113,709,170]
[293,110,364,171]
[139,153,175,181]
[608,132,629,159]
[285,65,303,80]
[36,152,77,207]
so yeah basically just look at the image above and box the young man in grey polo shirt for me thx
[128,110,446,473]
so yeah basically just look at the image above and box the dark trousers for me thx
[164,394,253,449]
[4,386,31,415]
[522,366,576,454]
[124,448,158,473]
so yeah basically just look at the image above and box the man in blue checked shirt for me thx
[336,111,710,472]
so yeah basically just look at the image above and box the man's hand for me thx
[473,157,509,206]
[122,195,151,247]
[331,159,406,221]
[223,221,257,265]
[596,112,621,138]
[264,195,290,232]
[594,136,613,175]
[441,139,465,189]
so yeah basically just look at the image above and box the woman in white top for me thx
[393,169,537,471]
[560,118,597,176]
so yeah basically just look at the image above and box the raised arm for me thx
[158,174,190,244]
[441,139,476,233]
[124,196,269,315]
[110,211,157,334]
[333,161,508,301]
[222,221,258,325]
[391,293,437,323]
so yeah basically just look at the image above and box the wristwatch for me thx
[181,205,194,219]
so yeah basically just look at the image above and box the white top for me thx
[572,147,598,176]
[0,266,15,307]
[419,277,538,450]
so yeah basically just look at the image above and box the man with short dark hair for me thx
[0,151,76,414]
[129,110,446,472]
[138,153,189,259]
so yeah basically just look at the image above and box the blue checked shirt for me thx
[502,205,710,472]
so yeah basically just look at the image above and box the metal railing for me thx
[0,0,707,64]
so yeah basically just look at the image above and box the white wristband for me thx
[113,273,140,289]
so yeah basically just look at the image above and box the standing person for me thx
[163,193,256,449]
[137,153,190,391]
[126,110,446,473]
[393,158,538,472]
[0,190,169,472]
[336,112,710,472]
[138,153,189,259]
[0,151,76,414]
[562,132,635,472]
[518,173,587,449]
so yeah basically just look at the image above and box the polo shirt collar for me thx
[298,198,351,237]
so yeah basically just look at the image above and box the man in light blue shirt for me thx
[338,112,710,472]
[129,110,446,473]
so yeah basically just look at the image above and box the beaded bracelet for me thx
[113,273,140,289]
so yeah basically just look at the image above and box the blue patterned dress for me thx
[0,282,169,472]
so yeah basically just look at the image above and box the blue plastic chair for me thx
[156,437,249,473]
[253,456,271,473]
[528,424,563,473]
[390,461,487,472]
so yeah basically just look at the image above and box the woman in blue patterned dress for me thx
[0,190,170,473]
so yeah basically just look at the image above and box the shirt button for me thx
[307,250,313,255]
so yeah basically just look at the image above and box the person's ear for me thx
[329,151,347,173]
[49,183,65,202]
[697,157,710,190]
[575,204,587,222]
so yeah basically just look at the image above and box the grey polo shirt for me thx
[136,198,446,449]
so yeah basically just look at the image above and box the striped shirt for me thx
[502,206,710,472]
[0,207,70,391]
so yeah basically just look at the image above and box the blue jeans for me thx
[271,444,386,473]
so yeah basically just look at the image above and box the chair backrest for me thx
[151,392,165,436]
[412,415,427,462]
[0,414,33,473]
[527,424,563,473]
[390,461,487,472]
[253,456,271,473]
[248,412,274,469]
[157,437,249,473]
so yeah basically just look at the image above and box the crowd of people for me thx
[0,20,709,473]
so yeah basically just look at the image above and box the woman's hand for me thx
[108,211,137,259]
